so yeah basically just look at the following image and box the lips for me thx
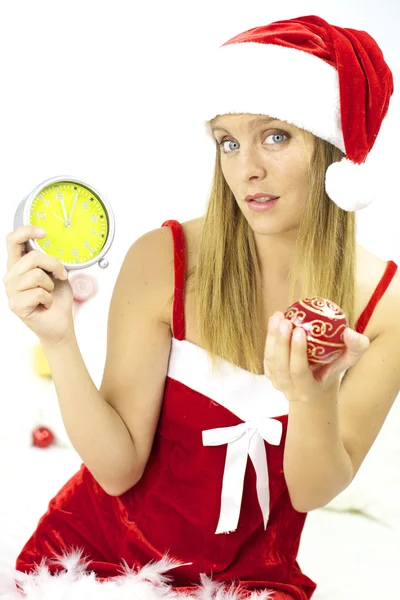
[245,193,279,202]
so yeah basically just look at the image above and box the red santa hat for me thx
[202,15,394,212]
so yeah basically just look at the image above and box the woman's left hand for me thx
[263,312,370,403]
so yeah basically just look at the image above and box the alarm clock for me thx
[13,175,115,270]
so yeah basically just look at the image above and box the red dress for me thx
[7,220,398,600]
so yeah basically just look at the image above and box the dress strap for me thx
[356,260,398,334]
[160,222,397,340]
[161,220,186,340]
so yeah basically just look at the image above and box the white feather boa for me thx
[0,549,277,600]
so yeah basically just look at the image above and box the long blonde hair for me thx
[171,132,356,378]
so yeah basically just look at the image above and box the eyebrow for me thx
[210,116,277,134]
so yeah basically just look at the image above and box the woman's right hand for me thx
[3,225,75,345]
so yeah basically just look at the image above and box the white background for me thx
[0,0,399,591]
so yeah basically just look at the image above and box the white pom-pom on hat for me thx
[325,157,379,212]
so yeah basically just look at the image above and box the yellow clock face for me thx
[29,181,108,266]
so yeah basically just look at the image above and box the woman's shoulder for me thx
[146,218,202,327]
[157,220,399,339]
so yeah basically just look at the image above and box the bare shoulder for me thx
[152,224,400,341]
[135,219,202,327]
[356,244,400,337]
[133,224,176,316]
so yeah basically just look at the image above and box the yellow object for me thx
[29,181,109,266]
[32,343,52,378]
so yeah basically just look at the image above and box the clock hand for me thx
[52,212,67,224]
[60,196,69,224]
[68,192,79,225]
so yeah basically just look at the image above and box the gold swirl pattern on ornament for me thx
[307,343,344,364]
[307,337,346,348]
[299,298,345,320]
[285,307,307,323]
[306,320,347,341]
[285,310,347,343]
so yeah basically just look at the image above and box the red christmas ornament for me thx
[32,426,55,448]
[284,298,348,368]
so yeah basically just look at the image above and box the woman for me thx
[2,14,399,600]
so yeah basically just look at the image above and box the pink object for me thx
[70,273,99,303]
[32,426,55,448]
[284,297,348,367]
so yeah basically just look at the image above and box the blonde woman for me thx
[2,14,399,600]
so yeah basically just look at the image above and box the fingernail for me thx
[269,315,280,330]
[35,228,46,236]
[293,327,304,341]
[62,268,68,278]
[279,320,289,334]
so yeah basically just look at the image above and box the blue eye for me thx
[268,133,286,144]
[217,130,289,153]
[218,140,239,153]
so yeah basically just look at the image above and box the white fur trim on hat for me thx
[202,42,346,153]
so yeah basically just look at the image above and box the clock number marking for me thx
[44,199,51,207]
[36,211,46,220]
[43,239,51,248]
[72,248,79,257]
[83,202,89,210]
[56,248,64,257]
[91,214,98,223]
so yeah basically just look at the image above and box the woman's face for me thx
[210,113,315,234]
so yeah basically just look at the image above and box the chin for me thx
[246,216,300,237]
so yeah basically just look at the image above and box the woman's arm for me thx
[41,226,174,496]
[284,383,353,512]
[284,320,400,512]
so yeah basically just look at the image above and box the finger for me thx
[6,226,47,271]
[264,314,280,375]
[16,250,67,281]
[326,330,370,376]
[9,287,53,317]
[290,326,315,388]
[15,268,55,294]
[274,318,292,385]
[343,328,370,353]
[329,347,366,379]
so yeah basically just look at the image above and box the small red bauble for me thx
[32,426,55,448]
[284,297,348,368]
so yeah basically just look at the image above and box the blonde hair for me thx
[170,130,356,379]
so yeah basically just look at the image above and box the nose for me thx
[235,138,267,163]
[238,146,268,182]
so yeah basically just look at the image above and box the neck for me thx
[254,227,299,283]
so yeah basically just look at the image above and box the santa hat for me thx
[202,15,394,211]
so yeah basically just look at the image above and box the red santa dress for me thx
[3,219,398,600]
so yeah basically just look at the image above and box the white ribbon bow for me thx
[202,418,283,534]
